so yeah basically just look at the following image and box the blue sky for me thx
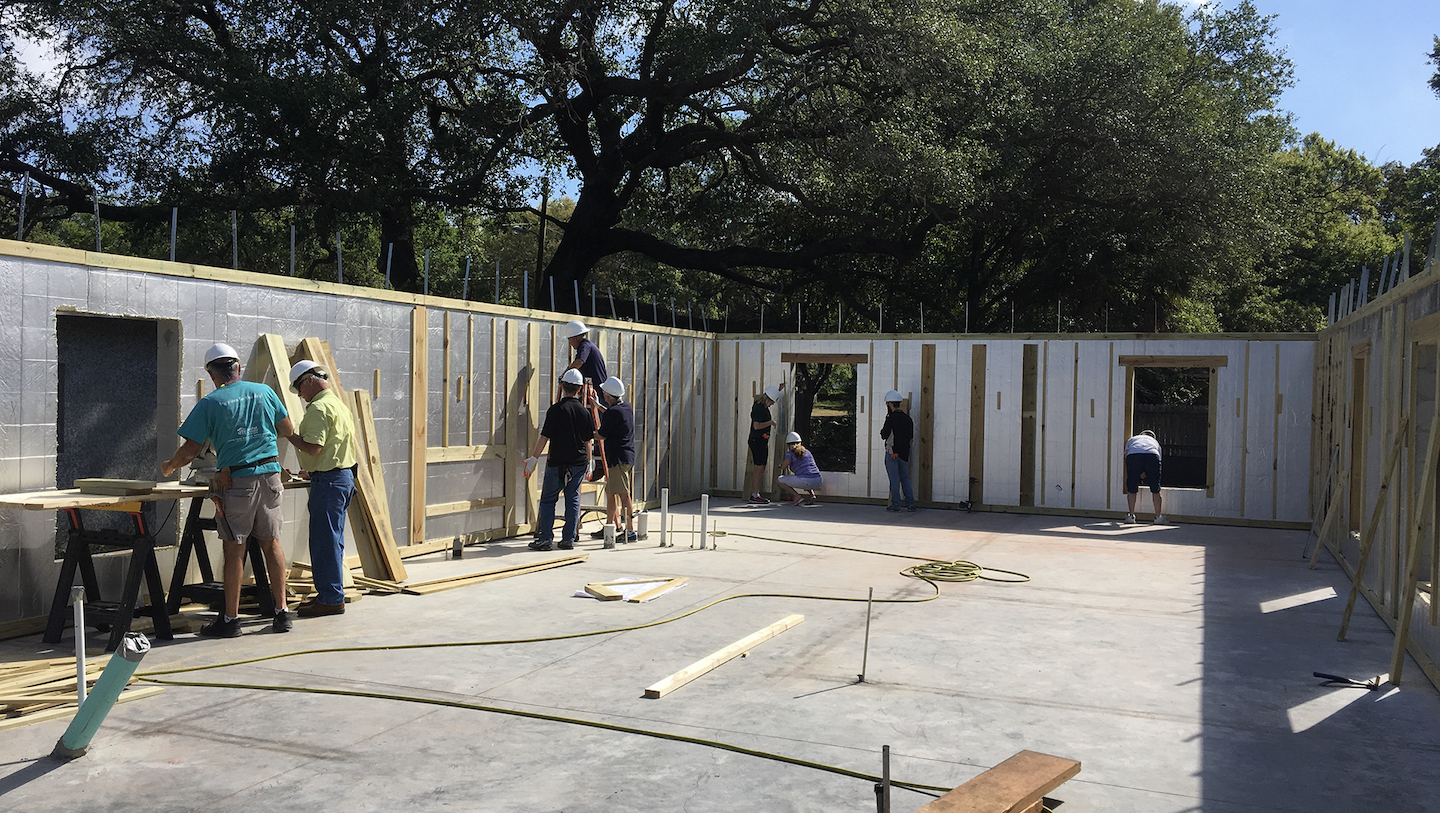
[1247,0,1439,164]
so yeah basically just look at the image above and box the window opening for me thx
[791,362,858,472]
[1133,366,1210,490]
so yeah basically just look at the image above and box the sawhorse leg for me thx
[43,509,103,644]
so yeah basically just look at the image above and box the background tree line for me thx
[1,0,1436,333]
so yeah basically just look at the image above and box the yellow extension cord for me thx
[137,532,1029,798]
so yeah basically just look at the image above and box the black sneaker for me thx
[906,505,919,512]
[747,494,770,504]
[199,616,241,638]
[886,505,902,512]
[557,540,575,550]
[529,539,553,551]
[272,609,293,633]
[589,528,607,539]
[625,531,639,543]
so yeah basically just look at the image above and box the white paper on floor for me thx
[573,578,688,602]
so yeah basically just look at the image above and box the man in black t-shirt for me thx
[525,368,596,551]
[591,376,637,542]
[880,390,916,512]
[746,383,783,503]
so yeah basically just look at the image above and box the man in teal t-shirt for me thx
[162,342,296,637]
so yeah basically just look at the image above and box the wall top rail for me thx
[779,353,869,363]
[0,239,713,339]
[727,331,1317,341]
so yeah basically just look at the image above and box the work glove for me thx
[523,456,539,478]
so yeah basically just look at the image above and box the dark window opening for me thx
[1133,366,1210,490]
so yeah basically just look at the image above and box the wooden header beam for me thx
[1118,355,1227,368]
[780,353,868,364]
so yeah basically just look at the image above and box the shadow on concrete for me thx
[0,757,65,797]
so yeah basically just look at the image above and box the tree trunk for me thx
[543,182,624,311]
[378,207,420,292]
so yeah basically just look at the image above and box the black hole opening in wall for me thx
[1133,366,1209,490]
[54,313,180,557]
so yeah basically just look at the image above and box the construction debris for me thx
[0,655,163,732]
[579,577,689,603]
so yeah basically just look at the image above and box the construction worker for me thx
[561,319,607,480]
[282,360,357,618]
[1123,429,1166,524]
[746,384,784,503]
[591,376,636,542]
[524,368,596,551]
[880,390,917,512]
[561,320,607,399]
[161,342,295,637]
[778,431,822,506]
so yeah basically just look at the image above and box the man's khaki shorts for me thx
[219,472,284,542]
[606,464,634,500]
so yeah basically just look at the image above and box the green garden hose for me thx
[136,532,1029,798]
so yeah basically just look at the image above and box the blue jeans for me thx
[307,468,355,605]
[885,454,914,509]
[536,463,587,543]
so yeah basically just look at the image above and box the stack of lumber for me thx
[0,655,164,732]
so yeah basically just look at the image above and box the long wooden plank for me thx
[426,444,506,463]
[410,306,429,545]
[425,497,507,517]
[778,352,869,363]
[913,750,1081,813]
[253,334,306,421]
[643,614,804,699]
[1338,418,1410,640]
[1117,355,1228,368]
[442,310,452,447]
[504,319,521,536]
[918,343,936,502]
[401,553,587,589]
[969,344,986,505]
[350,392,396,551]
[584,583,624,601]
[627,576,688,603]
[401,554,587,595]
[351,442,408,581]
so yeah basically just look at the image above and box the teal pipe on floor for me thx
[52,632,151,759]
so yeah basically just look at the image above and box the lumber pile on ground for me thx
[0,655,164,732]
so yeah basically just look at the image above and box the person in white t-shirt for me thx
[1123,429,1166,524]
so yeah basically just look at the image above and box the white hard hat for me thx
[763,385,781,402]
[601,376,626,397]
[785,431,802,444]
[561,320,589,339]
[884,390,903,403]
[289,360,325,391]
[560,368,584,385]
[204,342,239,365]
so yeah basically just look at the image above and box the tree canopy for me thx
[2,0,1435,330]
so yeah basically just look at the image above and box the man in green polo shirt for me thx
[283,360,358,617]
[162,342,296,637]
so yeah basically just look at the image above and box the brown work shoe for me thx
[296,601,345,618]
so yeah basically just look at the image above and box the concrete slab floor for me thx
[2,503,1438,812]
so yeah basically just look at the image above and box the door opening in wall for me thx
[791,362,859,473]
[54,313,182,557]
[1133,367,1211,490]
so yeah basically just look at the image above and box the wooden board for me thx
[969,345,986,505]
[0,685,165,733]
[627,577,688,603]
[410,306,429,545]
[1117,355,1228,368]
[918,344,936,502]
[402,553,587,590]
[0,483,209,511]
[401,554,587,595]
[73,479,156,496]
[643,614,803,699]
[913,749,1081,813]
[584,583,624,601]
[778,352,869,363]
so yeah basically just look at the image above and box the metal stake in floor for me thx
[872,744,891,813]
[858,586,874,683]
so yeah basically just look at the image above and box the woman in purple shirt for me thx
[778,431,822,506]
